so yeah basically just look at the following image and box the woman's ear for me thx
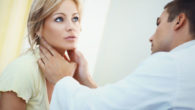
[174,13,186,31]
[36,31,41,37]
[36,25,43,37]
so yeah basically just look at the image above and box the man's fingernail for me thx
[40,46,43,50]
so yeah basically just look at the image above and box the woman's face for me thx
[42,0,80,52]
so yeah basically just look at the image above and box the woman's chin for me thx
[67,46,77,50]
[59,46,77,51]
[52,44,77,52]
[65,44,77,50]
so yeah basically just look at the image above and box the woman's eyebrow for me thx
[73,12,79,16]
[53,12,79,16]
[53,12,66,16]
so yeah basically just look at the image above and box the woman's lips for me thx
[64,36,77,41]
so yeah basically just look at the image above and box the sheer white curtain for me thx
[0,0,32,73]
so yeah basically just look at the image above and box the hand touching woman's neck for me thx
[53,47,66,57]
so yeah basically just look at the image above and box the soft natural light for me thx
[78,0,111,74]
[21,0,111,75]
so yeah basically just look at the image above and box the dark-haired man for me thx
[39,0,195,109]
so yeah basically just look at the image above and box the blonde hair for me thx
[27,0,82,52]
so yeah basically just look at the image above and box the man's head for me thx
[150,0,195,54]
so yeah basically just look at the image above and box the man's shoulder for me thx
[139,46,195,73]
[145,52,176,64]
[133,52,178,75]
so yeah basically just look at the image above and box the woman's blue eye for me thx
[55,17,63,22]
[72,17,79,22]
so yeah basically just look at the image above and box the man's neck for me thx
[170,32,194,51]
[170,37,194,51]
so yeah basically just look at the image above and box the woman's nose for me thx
[65,20,74,32]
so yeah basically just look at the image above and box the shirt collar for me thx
[171,40,195,52]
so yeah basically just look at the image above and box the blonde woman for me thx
[0,0,82,109]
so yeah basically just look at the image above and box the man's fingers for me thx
[40,51,47,64]
[71,62,77,70]
[40,46,52,59]
[38,59,45,71]
[40,38,59,57]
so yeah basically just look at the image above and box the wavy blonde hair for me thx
[27,0,82,52]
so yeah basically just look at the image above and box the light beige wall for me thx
[93,0,172,86]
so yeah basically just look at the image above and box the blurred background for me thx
[0,0,171,86]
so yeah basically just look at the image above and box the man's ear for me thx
[174,13,186,31]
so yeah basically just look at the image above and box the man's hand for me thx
[68,50,97,88]
[38,38,77,84]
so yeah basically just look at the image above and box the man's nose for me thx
[149,35,153,43]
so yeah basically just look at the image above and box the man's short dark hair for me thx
[164,0,195,36]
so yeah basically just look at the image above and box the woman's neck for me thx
[53,47,66,56]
